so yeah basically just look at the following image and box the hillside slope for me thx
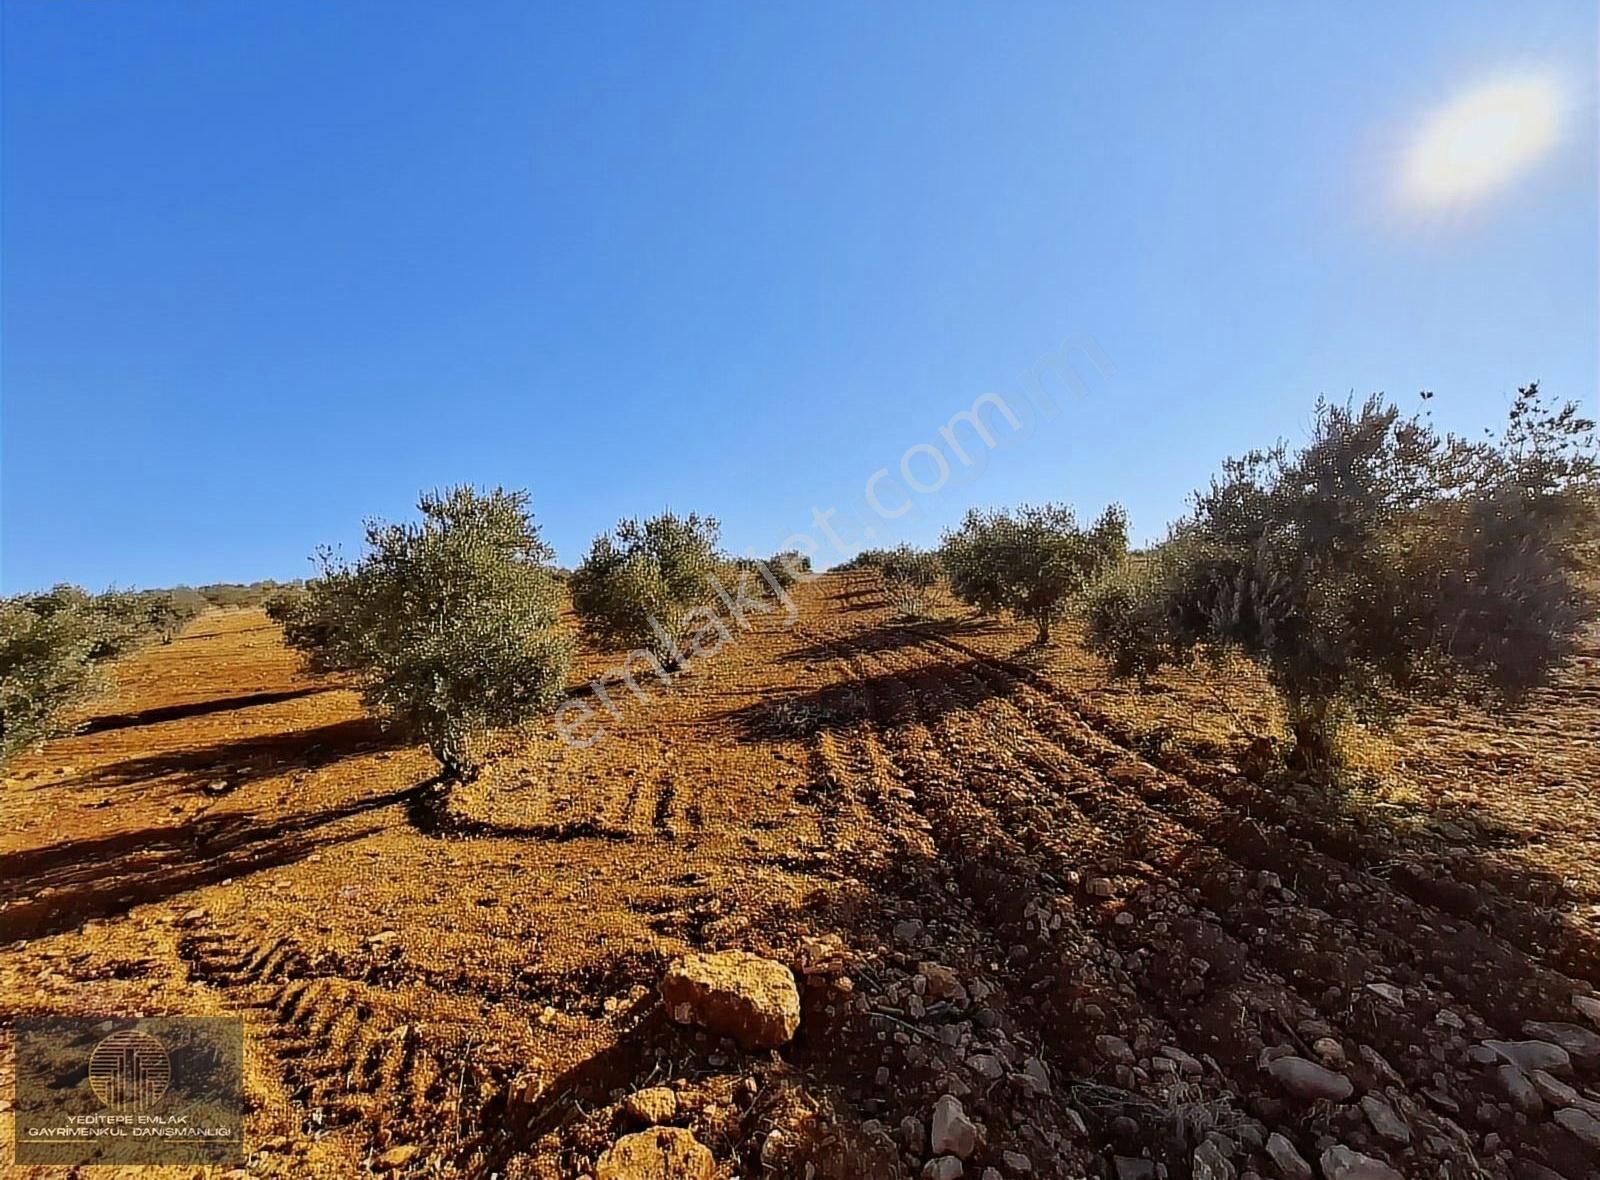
[3,575,1598,1178]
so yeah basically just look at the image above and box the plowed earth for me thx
[3,572,1598,1179]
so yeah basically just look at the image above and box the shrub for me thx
[195,580,290,609]
[0,594,103,765]
[0,584,196,765]
[1085,386,1600,778]
[570,511,721,666]
[879,545,941,618]
[764,550,813,590]
[941,502,1129,644]
[281,486,571,781]
[837,549,892,572]
[261,587,305,625]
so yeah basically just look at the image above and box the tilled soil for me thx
[2,575,1598,1179]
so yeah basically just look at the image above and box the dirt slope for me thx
[3,575,1598,1179]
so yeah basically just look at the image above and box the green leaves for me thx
[1086,386,1600,776]
[879,545,940,619]
[281,486,571,779]
[0,586,198,765]
[941,503,1128,642]
[570,512,722,665]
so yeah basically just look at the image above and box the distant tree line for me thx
[8,385,1592,791]
[0,586,204,765]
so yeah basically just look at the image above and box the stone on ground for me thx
[929,1094,977,1159]
[622,1086,679,1125]
[660,951,801,1049]
[1266,1055,1353,1102]
[595,1127,715,1180]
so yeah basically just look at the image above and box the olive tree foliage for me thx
[764,550,813,590]
[1086,386,1599,779]
[0,586,202,766]
[879,545,941,619]
[941,503,1130,644]
[569,511,721,667]
[836,549,892,572]
[281,486,571,781]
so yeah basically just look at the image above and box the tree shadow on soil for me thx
[78,687,337,735]
[0,782,430,943]
[57,717,399,793]
[723,654,1016,741]
[401,783,639,844]
[780,617,1001,665]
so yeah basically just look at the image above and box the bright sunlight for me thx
[1402,75,1561,208]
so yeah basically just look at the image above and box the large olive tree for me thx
[1087,386,1599,778]
[282,486,570,782]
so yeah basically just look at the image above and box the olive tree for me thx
[879,545,941,618]
[1086,386,1599,778]
[941,503,1129,644]
[282,486,571,782]
[0,595,103,765]
[569,511,721,667]
[0,586,198,765]
[764,550,813,590]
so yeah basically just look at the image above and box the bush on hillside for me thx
[1085,385,1600,779]
[836,549,892,572]
[570,511,721,667]
[0,585,198,765]
[281,486,571,781]
[194,580,292,609]
[941,502,1128,644]
[764,550,813,590]
[261,587,306,626]
[879,545,941,619]
[0,595,104,766]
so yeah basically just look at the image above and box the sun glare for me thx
[1402,76,1561,208]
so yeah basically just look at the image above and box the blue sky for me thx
[3,1,1595,591]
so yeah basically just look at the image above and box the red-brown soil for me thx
[3,573,1598,1178]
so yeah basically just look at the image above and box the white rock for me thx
[1483,1039,1570,1075]
[1191,1140,1234,1180]
[1359,1095,1410,1145]
[966,1053,1004,1080]
[1528,1068,1580,1107]
[930,1095,976,1160]
[923,1157,965,1180]
[1553,1106,1600,1148]
[1523,1020,1600,1065]
[1021,1057,1051,1096]
[1496,1064,1543,1115]
[1267,1056,1353,1102]
[1318,1145,1403,1180]
[1264,1132,1312,1180]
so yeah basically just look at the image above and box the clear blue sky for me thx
[3,2,1595,592]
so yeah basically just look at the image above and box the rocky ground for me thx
[2,573,1598,1179]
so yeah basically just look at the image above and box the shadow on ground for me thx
[0,782,429,943]
[57,717,398,794]
[78,687,338,735]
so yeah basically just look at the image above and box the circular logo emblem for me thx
[88,1030,171,1109]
